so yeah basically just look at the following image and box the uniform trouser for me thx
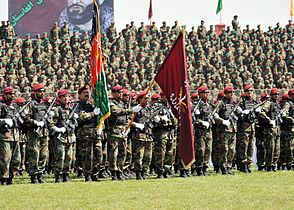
[101,137,108,171]
[124,137,132,170]
[194,129,212,168]
[107,136,127,172]
[53,139,73,175]
[264,127,280,167]
[27,136,49,176]
[19,141,26,170]
[279,128,293,167]
[153,129,176,174]
[236,130,254,164]
[133,140,153,171]
[255,129,266,167]
[0,141,20,179]
[211,127,219,167]
[218,131,236,168]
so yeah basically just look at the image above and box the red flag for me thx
[155,32,195,169]
[148,0,153,20]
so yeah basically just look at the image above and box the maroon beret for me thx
[217,90,225,99]
[78,85,89,94]
[137,91,147,99]
[111,85,123,92]
[15,97,26,104]
[282,93,289,101]
[121,88,129,96]
[270,88,279,95]
[151,93,161,100]
[129,92,136,98]
[260,93,269,100]
[244,84,253,91]
[32,83,44,91]
[197,86,208,93]
[288,89,294,96]
[58,89,69,97]
[191,93,199,99]
[3,86,14,94]
[224,86,234,94]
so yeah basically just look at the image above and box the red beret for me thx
[217,90,225,99]
[43,95,52,103]
[197,86,208,93]
[137,91,147,99]
[151,94,161,100]
[129,92,136,98]
[3,86,14,94]
[270,88,279,95]
[282,93,289,101]
[112,85,123,92]
[15,97,26,104]
[121,88,129,96]
[288,89,294,96]
[224,86,234,94]
[58,89,69,97]
[260,93,269,100]
[244,84,253,91]
[32,83,44,91]
[241,92,246,97]
[191,93,199,99]
[78,85,89,94]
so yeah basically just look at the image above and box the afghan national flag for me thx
[291,0,294,17]
[90,0,110,128]
[155,32,195,169]
[216,0,223,14]
[148,0,153,20]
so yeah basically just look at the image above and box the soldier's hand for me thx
[73,113,79,120]
[270,120,276,128]
[54,126,66,133]
[242,110,250,115]
[200,120,210,129]
[122,128,130,138]
[222,119,231,127]
[133,122,144,130]
[4,119,13,127]
[34,120,45,128]
[255,107,262,113]
[194,109,200,115]
[93,107,101,115]
[132,104,142,113]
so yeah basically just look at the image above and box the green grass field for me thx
[1,170,293,210]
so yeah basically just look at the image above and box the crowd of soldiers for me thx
[0,18,293,185]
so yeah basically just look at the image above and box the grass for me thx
[1,170,293,210]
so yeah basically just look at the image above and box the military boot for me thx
[141,170,147,180]
[6,175,14,185]
[163,171,171,178]
[179,170,187,178]
[91,174,100,182]
[37,173,46,183]
[55,174,62,183]
[246,164,252,173]
[203,166,208,176]
[116,171,124,181]
[157,172,164,179]
[136,171,143,180]
[62,173,70,182]
[111,171,117,180]
[0,178,7,185]
[221,167,228,175]
[240,163,248,173]
[190,167,197,175]
[227,167,234,175]
[196,167,204,176]
[85,174,92,182]
[30,174,39,184]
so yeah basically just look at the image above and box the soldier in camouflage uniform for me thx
[192,86,214,176]
[131,91,153,180]
[26,84,50,183]
[0,87,20,185]
[152,94,177,178]
[76,85,102,181]
[236,85,261,173]
[259,88,281,171]
[107,85,137,180]
[51,89,78,182]
[214,86,242,175]
[281,89,294,170]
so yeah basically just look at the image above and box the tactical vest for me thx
[219,99,235,120]
[31,100,48,122]
[241,98,257,123]
[135,107,149,124]
[199,100,213,121]
[77,101,96,127]
[0,101,17,125]
[108,99,128,126]
[269,100,280,120]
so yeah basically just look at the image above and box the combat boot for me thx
[203,166,208,176]
[6,175,14,185]
[77,168,84,178]
[98,170,109,178]
[141,170,147,180]
[179,170,187,178]
[37,173,46,183]
[0,178,7,185]
[111,171,117,180]
[30,174,39,184]
[91,174,100,182]
[272,165,277,172]
[135,171,143,180]
[116,171,124,180]
[266,166,272,172]
[85,174,92,182]
[227,167,234,175]
[157,172,164,179]
[163,171,171,178]
[258,165,264,171]
[240,163,248,173]
[190,167,197,175]
[196,167,204,176]
[221,167,228,175]
[55,174,62,183]
[214,166,221,173]
[246,164,252,173]
[62,173,70,182]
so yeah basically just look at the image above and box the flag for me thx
[216,0,223,15]
[148,0,153,20]
[90,0,110,128]
[291,0,294,17]
[155,32,194,169]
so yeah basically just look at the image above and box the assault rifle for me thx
[144,105,165,129]
[228,99,242,123]
[207,101,221,127]
[242,99,268,121]
[274,103,290,125]
[56,102,79,140]
[12,100,31,126]
[191,100,201,123]
[35,96,57,135]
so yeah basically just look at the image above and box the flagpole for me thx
[220,12,222,23]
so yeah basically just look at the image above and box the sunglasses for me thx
[246,90,254,92]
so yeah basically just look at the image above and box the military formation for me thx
[0,18,293,185]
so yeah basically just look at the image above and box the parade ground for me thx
[1,170,293,209]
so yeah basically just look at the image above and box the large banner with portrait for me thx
[9,0,114,38]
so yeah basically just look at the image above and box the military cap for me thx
[151,93,161,100]
[121,88,129,96]
[270,88,279,95]
[58,89,69,97]
[78,85,89,94]
[111,85,123,92]
[198,86,208,93]
[191,92,199,99]
[137,90,148,99]
[217,91,225,100]
[244,84,253,91]
[224,86,234,93]
[32,83,44,91]
[3,86,14,94]
[260,93,269,99]
[288,89,294,96]
[129,92,136,98]
[15,97,26,104]
[281,93,289,101]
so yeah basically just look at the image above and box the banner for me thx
[216,0,223,15]
[9,0,114,38]
[155,32,195,169]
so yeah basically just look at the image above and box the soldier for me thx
[259,88,281,171]
[232,15,240,33]
[214,86,242,175]
[76,85,102,181]
[197,20,207,40]
[4,21,15,44]
[26,84,50,183]
[131,91,153,180]
[152,94,177,178]
[0,21,6,40]
[50,22,61,41]
[0,87,20,185]
[236,84,260,173]
[192,86,214,176]
[107,85,138,180]
[51,89,78,182]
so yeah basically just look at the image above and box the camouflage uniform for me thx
[76,100,102,181]
[107,98,132,180]
[151,102,177,178]
[0,99,20,184]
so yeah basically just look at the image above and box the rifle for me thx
[274,103,290,125]
[56,102,79,139]
[12,100,32,126]
[144,105,165,129]
[207,101,221,127]
[242,99,268,121]
[191,100,201,123]
[228,99,242,123]
[35,96,57,135]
